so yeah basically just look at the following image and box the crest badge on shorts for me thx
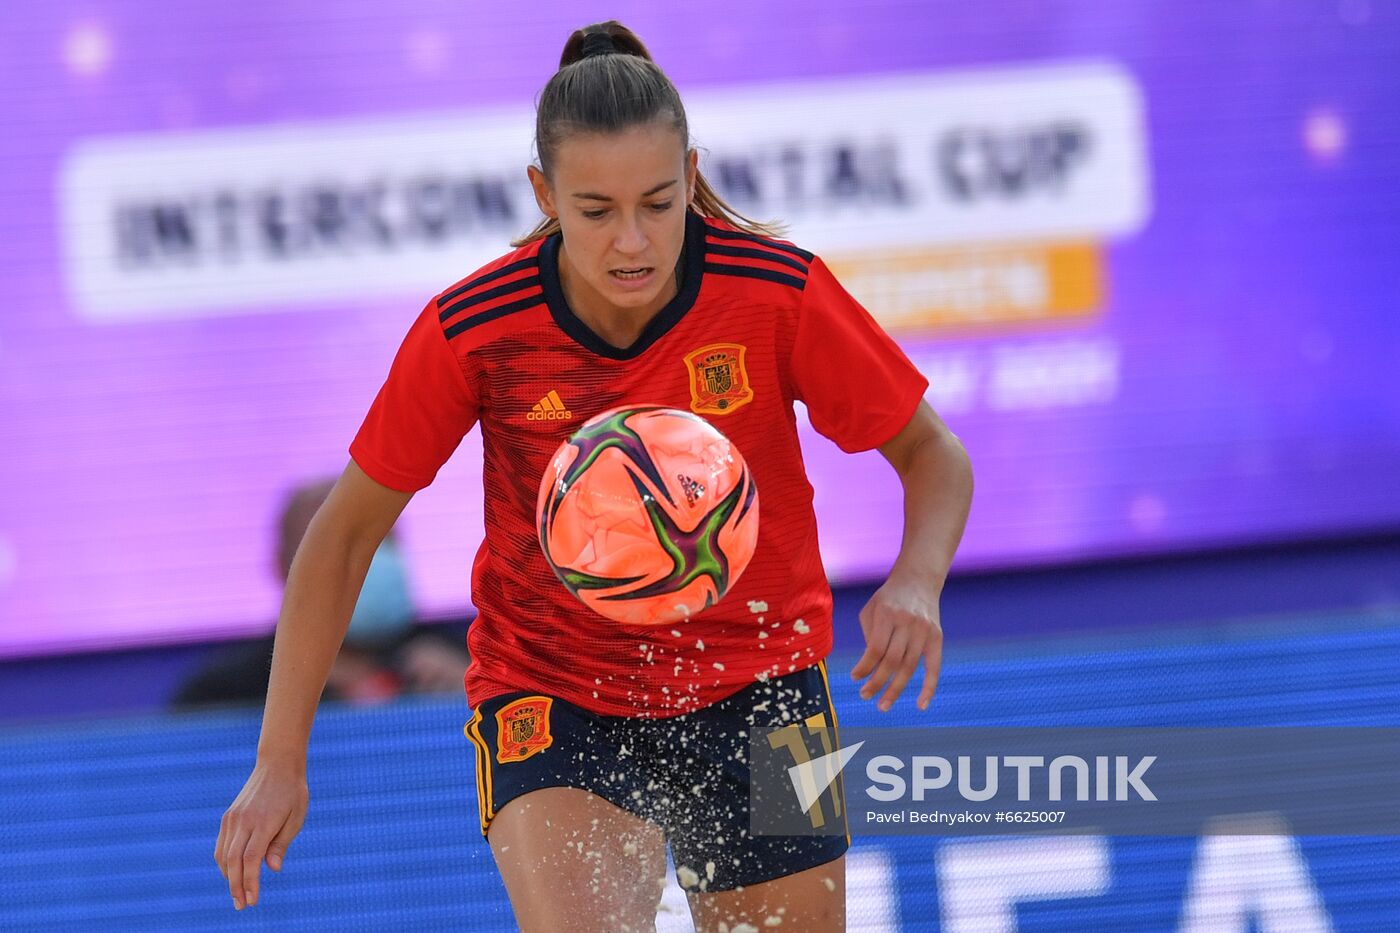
[494,697,554,764]
[684,343,754,415]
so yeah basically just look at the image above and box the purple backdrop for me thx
[2,0,1398,657]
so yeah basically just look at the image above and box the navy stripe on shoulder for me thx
[437,257,539,308]
[704,242,810,276]
[704,226,815,263]
[704,261,806,292]
[439,275,541,325]
[443,294,545,341]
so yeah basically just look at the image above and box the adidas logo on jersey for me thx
[528,390,573,421]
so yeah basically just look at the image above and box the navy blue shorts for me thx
[463,662,850,893]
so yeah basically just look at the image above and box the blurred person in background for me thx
[171,478,469,710]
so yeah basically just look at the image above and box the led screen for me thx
[2,2,1397,655]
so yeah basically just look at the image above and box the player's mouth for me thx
[609,266,656,290]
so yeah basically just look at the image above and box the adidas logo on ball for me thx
[678,473,706,506]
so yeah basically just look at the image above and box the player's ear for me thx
[527,165,557,219]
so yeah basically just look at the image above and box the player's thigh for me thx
[686,854,846,933]
[488,786,669,933]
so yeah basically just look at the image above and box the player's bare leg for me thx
[488,787,669,933]
[686,854,845,932]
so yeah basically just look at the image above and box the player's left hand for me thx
[851,572,943,712]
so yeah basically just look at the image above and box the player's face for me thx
[530,121,698,317]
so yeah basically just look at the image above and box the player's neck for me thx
[557,245,680,350]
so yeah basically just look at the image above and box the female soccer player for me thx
[217,21,972,932]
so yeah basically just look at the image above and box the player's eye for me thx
[581,208,608,220]
[649,201,673,213]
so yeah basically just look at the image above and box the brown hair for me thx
[276,478,335,580]
[513,20,781,246]
[275,477,397,580]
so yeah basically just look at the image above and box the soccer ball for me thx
[536,406,759,626]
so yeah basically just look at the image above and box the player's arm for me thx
[851,400,972,711]
[216,460,412,910]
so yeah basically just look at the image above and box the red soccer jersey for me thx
[351,211,928,717]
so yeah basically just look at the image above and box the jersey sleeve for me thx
[349,299,479,493]
[791,256,929,453]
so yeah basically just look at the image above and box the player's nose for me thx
[612,213,648,256]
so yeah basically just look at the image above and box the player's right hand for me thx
[216,761,309,910]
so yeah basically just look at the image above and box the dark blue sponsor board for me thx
[3,615,1399,929]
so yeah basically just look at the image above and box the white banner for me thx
[60,61,1148,321]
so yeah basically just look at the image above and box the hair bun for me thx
[560,21,654,68]
[578,32,616,59]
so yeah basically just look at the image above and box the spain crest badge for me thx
[494,697,554,764]
[684,343,754,415]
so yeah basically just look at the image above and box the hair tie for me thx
[579,32,616,59]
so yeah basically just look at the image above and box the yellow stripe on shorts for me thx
[463,710,495,835]
[816,659,840,729]
[815,659,851,845]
